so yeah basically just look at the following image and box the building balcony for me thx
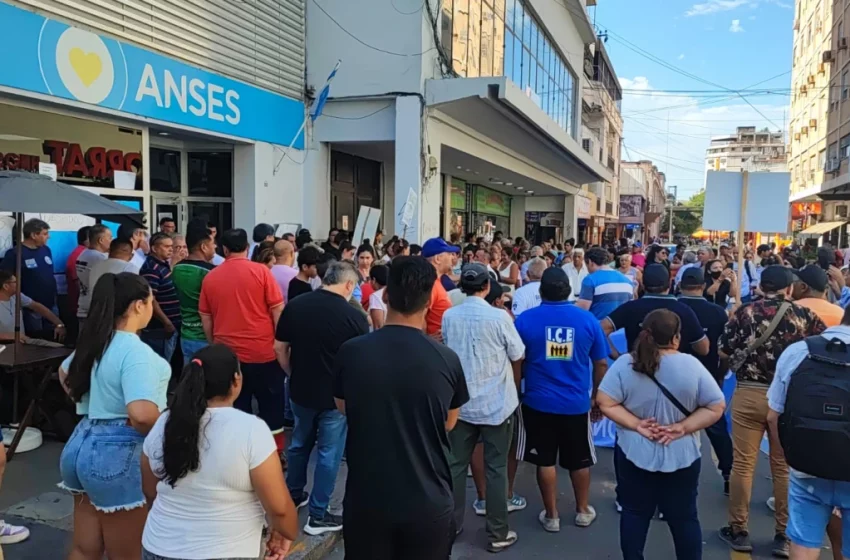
[608,156,616,172]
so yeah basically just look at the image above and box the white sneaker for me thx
[767,496,776,512]
[487,530,518,553]
[575,505,597,527]
[538,510,560,533]
[0,521,29,544]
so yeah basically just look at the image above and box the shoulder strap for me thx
[647,374,693,417]
[745,301,792,357]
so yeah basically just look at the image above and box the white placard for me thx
[38,163,57,181]
[25,212,95,232]
[274,223,300,237]
[353,206,381,246]
[400,188,418,228]
[114,170,136,190]
[702,171,791,233]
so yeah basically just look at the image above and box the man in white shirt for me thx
[512,258,547,317]
[76,224,112,321]
[521,246,544,282]
[561,248,587,302]
[87,238,140,297]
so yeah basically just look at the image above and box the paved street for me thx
[330,438,836,560]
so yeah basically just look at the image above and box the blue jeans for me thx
[787,474,850,558]
[181,338,208,366]
[284,377,293,424]
[615,446,702,560]
[286,401,347,520]
[141,329,178,362]
[705,413,733,478]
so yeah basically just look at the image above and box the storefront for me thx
[525,212,564,245]
[447,179,512,240]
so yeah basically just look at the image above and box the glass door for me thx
[152,195,182,233]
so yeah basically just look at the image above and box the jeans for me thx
[286,401,347,520]
[284,376,293,424]
[728,385,789,534]
[705,413,733,478]
[448,417,513,543]
[180,338,208,366]
[787,474,850,558]
[615,446,702,560]
[141,329,178,362]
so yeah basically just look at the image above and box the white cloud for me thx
[730,19,745,32]
[678,53,686,60]
[685,0,791,16]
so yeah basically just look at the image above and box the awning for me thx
[644,211,662,225]
[799,221,846,235]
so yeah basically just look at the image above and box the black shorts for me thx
[520,404,596,471]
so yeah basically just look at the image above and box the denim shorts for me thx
[58,417,146,512]
[787,474,850,558]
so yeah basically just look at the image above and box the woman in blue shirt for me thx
[597,309,725,560]
[58,272,171,560]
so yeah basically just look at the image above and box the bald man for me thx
[271,239,298,303]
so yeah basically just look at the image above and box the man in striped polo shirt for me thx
[140,232,182,361]
[575,247,634,320]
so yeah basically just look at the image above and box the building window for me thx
[841,135,850,159]
[188,152,233,197]
[829,141,839,163]
[842,71,848,100]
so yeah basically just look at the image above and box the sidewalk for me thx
[0,440,347,560]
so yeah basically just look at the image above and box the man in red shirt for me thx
[199,228,287,455]
[64,226,90,321]
[422,237,458,340]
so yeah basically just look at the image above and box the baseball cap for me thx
[759,265,799,292]
[460,262,490,290]
[484,279,504,305]
[540,266,570,290]
[795,264,829,293]
[757,244,771,254]
[633,241,642,248]
[643,264,670,290]
[720,242,730,248]
[421,237,460,259]
[680,267,706,288]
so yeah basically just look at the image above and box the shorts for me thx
[520,404,596,471]
[787,474,850,558]
[58,417,146,512]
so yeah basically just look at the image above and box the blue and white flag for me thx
[309,60,341,122]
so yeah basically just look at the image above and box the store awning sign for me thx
[0,3,305,148]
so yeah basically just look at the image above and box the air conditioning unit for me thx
[795,132,802,140]
[840,37,848,50]
[801,84,808,95]
[808,75,817,85]
[818,63,827,74]
[826,157,840,172]
[836,204,849,218]
[582,138,594,154]
[824,50,835,63]
[810,118,818,128]
[794,19,800,31]
[802,126,809,135]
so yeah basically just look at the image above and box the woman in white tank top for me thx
[498,251,520,293]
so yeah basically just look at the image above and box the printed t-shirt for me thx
[171,259,215,342]
[2,245,57,309]
[75,249,108,318]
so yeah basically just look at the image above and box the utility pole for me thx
[668,184,678,241]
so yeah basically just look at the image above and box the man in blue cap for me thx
[422,237,459,340]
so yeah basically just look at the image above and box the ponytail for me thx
[160,344,240,487]
[632,329,662,376]
[629,309,681,377]
[67,272,150,402]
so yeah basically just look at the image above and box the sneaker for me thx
[538,510,560,533]
[767,496,776,512]
[575,505,597,527]
[771,533,790,558]
[718,526,753,552]
[487,530,518,553]
[0,521,29,544]
[304,513,343,536]
[291,491,309,510]
[508,494,527,513]
[723,475,730,497]
[473,499,486,516]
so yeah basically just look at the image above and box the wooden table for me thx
[0,343,71,460]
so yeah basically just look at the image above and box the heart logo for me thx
[68,48,102,87]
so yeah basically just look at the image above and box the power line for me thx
[623,143,706,174]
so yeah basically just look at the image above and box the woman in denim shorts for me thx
[58,272,171,560]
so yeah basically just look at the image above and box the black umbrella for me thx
[0,171,146,346]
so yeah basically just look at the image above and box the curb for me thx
[287,531,341,560]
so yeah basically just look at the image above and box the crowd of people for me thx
[2,218,850,559]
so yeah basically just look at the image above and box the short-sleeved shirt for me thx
[276,289,370,410]
[199,257,284,364]
[599,353,725,473]
[606,295,707,356]
[720,297,827,385]
[512,281,542,317]
[515,301,609,415]
[2,245,57,309]
[61,331,171,418]
[0,294,32,336]
[140,255,181,330]
[76,249,109,318]
[287,277,313,302]
[442,297,525,425]
[270,265,298,304]
[368,288,387,320]
[678,295,729,381]
[795,298,844,328]
[171,259,215,342]
[426,280,451,335]
[65,245,86,314]
[631,253,646,268]
[578,269,634,320]
[333,325,469,522]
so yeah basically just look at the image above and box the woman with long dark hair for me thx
[58,272,171,560]
[597,309,725,560]
[704,259,737,307]
[646,245,670,269]
[140,344,298,560]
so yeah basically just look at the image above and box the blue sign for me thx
[0,3,305,148]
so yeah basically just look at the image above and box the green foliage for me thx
[663,190,704,236]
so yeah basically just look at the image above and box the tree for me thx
[662,190,704,237]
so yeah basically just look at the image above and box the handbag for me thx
[728,301,791,373]
[647,374,693,417]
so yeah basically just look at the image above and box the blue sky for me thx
[588,0,795,198]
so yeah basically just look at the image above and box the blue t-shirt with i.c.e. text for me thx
[578,269,634,320]
[514,301,609,415]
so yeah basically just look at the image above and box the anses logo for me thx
[39,22,127,110]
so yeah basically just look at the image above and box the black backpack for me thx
[778,336,850,481]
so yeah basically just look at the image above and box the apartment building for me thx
[619,160,667,242]
[705,127,787,175]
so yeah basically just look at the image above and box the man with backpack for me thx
[767,306,850,560]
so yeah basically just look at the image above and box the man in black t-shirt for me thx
[679,266,733,493]
[275,261,369,536]
[333,256,470,559]
[287,245,320,302]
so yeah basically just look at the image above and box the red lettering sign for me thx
[0,140,143,183]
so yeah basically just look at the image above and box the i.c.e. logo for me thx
[546,327,574,361]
